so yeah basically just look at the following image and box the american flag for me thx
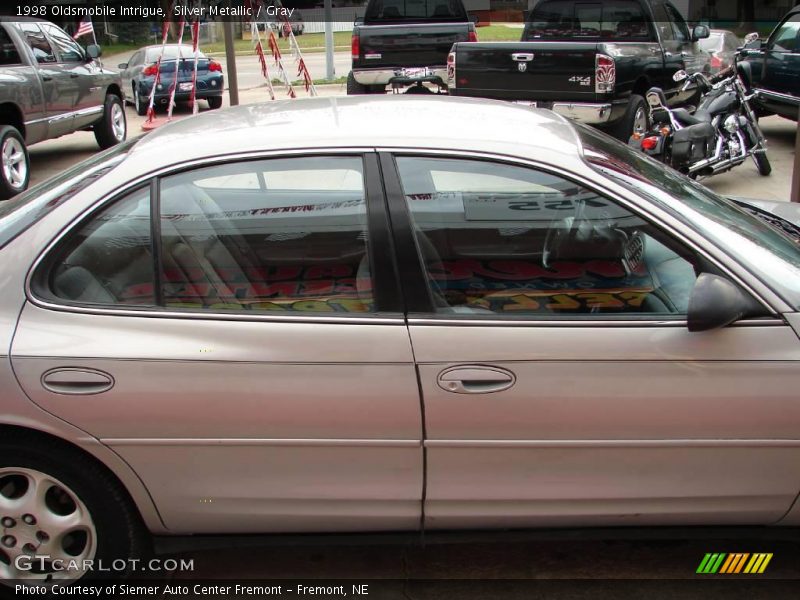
[73,16,94,41]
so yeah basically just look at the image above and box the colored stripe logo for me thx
[697,553,773,574]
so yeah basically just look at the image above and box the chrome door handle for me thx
[437,366,516,394]
[41,368,114,395]
[69,73,79,78]
[41,75,53,82]
[511,53,534,62]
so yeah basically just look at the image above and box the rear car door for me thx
[381,151,800,529]
[39,22,105,129]
[15,22,76,137]
[11,152,423,534]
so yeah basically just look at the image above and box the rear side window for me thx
[40,23,85,63]
[17,22,56,64]
[364,0,468,23]
[524,0,652,41]
[0,26,22,65]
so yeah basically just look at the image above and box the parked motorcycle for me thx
[629,35,770,179]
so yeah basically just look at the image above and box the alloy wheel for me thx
[1,137,26,191]
[0,468,97,582]
[111,103,126,141]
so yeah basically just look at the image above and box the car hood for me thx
[732,197,800,226]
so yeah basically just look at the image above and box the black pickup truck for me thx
[448,0,711,140]
[348,0,477,94]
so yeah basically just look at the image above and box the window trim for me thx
[26,149,404,324]
[378,148,781,325]
[39,22,86,64]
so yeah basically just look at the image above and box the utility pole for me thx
[223,6,239,107]
[324,0,334,80]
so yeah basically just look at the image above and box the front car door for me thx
[15,22,76,138]
[380,145,800,529]
[39,22,105,129]
[11,152,423,534]
[762,11,800,119]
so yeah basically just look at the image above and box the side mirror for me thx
[687,273,760,332]
[86,44,101,59]
[117,62,128,69]
[692,25,710,41]
[673,70,688,82]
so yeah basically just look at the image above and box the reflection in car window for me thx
[159,156,374,313]
[576,123,800,309]
[0,26,22,65]
[396,156,700,317]
[525,0,651,41]
[771,14,800,53]
[664,3,689,42]
[43,188,154,306]
[364,0,468,23]
[17,22,56,64]
[40,23,84,63]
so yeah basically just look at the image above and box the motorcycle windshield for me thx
[575,123,800,310]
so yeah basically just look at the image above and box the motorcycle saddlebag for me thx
[671,123,715,164]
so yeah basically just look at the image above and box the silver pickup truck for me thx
[0,17,126,199]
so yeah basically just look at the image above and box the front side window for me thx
[17,23,55,64]
[396,156,700,317]
[40,23,84,63]
[664,3,689,42]
[770,14,800,53]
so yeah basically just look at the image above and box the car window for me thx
[364,0,468,23]
[664,3,689,42]
[770,14,800,53]
[130,51,142,67]
[40,23,84,63]
[17,22,56,64]
[524,0,651,41]
[41,187,155,306]
[158,156,374,314]
[0,26,22,65]
[395,156,701,317]
[650,2,674,42]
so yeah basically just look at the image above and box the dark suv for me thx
[0,17,126,198]
[741,6,800,121]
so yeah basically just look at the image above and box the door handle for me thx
[69,73,79,78]
[511,53,534,62]
[41,75,52,82]
[41,368,114,395]
[437,366,516,394]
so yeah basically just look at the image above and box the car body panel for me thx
[1,96,799,537]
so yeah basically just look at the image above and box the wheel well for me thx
[632,77,651,99]
[0,102,25,139]
[0,424,146,526]
[106,83,123,100]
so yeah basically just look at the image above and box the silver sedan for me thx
[1,96,800,584]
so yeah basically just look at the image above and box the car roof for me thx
[126,96,582,173]
[0,16,48,23]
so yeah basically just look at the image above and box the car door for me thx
[15,22,77,138]
[11,152,423,534]
[39,22,105,129]
[651,1,683,101]
[763,12,800,114]
[380,151,800,529]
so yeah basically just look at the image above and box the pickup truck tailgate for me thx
[356,24,472,69]
[452,42,602,101]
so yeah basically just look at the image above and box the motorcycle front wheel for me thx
[753,151,772,176]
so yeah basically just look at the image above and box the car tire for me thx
[607,94,648,142]
[0,125,30,200]
[0,434,149,583]
[207,96,223,110]
[134,86,148,117]
[94,94,127,150]
[347,71,368,95]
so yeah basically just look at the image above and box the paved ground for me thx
[22,83,800,597]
